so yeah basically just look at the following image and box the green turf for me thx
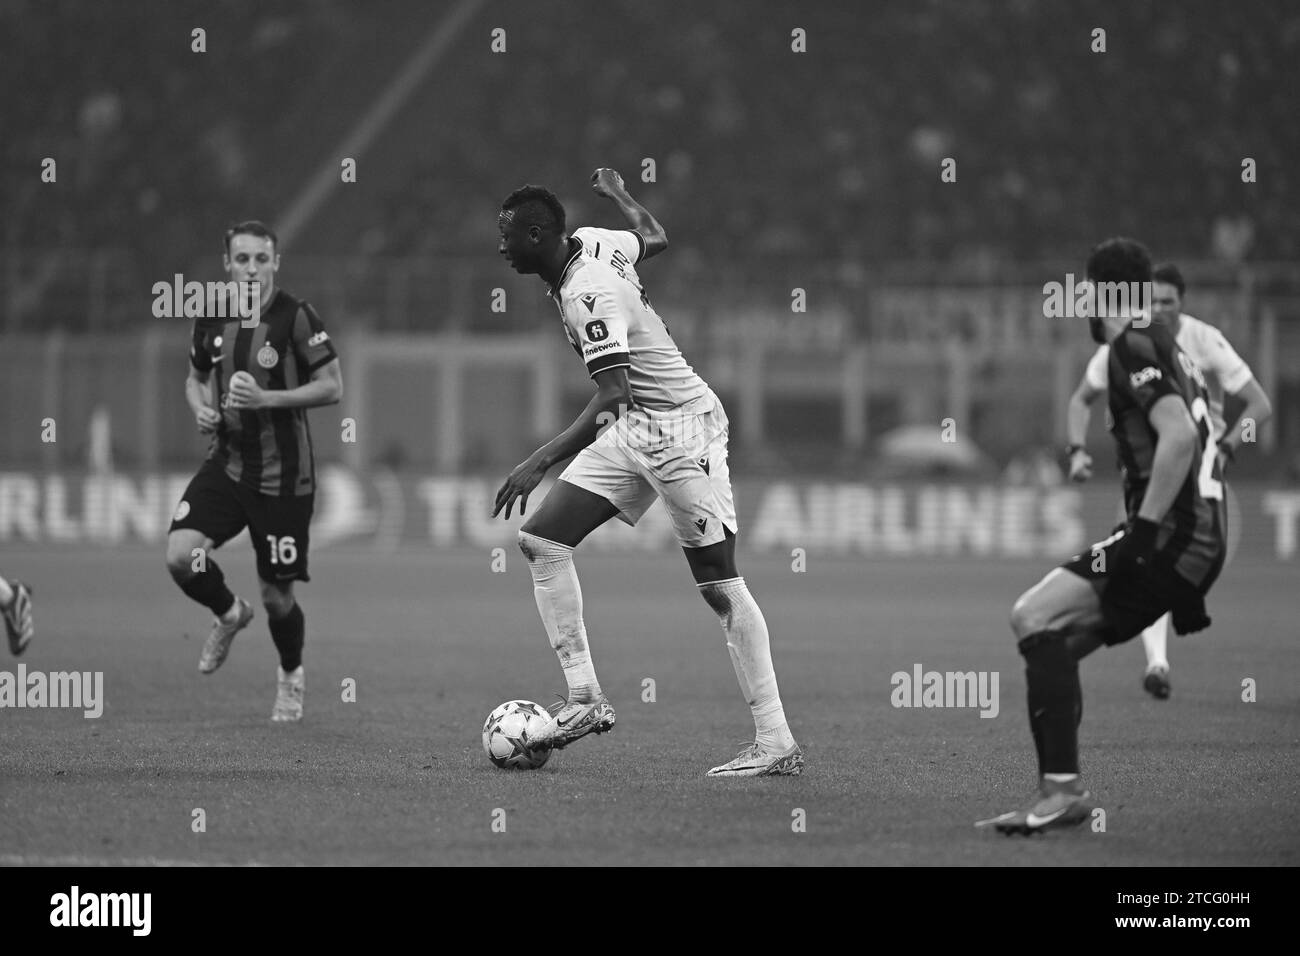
[1,545,1296,865]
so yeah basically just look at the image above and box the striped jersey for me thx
[548,227,708,411]
[188,288,338,496]
[1107,320,1226,589]
[1086,313,1252,438]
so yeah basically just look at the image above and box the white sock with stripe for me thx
[519,531,602,703]
[698,576,794,752]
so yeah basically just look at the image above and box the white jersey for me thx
[1085,313,1252,437]
[549,227,708,411]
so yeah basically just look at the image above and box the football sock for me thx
[177,560,236,618]
[1018,629,1081,776]
[268,602,305,672]
[1044,773,1080,784]
[519,532,602,703]
[0,577,13,606]
[1141,614,1169,671]
[698,577,795,752]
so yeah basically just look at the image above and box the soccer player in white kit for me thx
[1064,263,1272,698]
[492,171,802,777]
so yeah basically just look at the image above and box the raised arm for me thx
[591,168,668,260]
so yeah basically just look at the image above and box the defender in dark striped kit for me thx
[165,221,342,721]
[980,237,1225,834]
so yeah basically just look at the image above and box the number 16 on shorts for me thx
[266,535,298,566]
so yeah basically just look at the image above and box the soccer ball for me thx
[482,700,552,770]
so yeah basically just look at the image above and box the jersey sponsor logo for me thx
[585,319,609,340]
[581,294,599,314]
[1129,365,1162,389]
[173,500,190,522]
[307,330,329,347]
[257,344,279,369]
[584,340,622,356]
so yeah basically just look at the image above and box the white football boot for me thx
[271,666,304,722]
[532,696,616,749]
[707,740,805,777]
[198,597,254,674]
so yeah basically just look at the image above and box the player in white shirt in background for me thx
[1064,262,1272,699]
[491,171,802,777]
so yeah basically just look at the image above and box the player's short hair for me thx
[1085,237,1152,286]
[500,185,566,236]
[1152,262,1185,298]
[224,220,278,254]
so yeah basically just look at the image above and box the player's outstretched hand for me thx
[195,405,221,434]
[493,452,550,520]
[591,167,626,198]
[1068,448,1093,482]
[226,370,266,410]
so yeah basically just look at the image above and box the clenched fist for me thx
[591,167,626,198]
[195,405,221,435]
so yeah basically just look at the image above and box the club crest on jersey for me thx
[581,294,598,314]
[1129,365,1162,389]
[257,344,279,369]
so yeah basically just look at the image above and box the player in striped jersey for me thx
[165,221,342,721]
[981,238,1225,834]
[492,173,801,777]
[1065,263,1271,699]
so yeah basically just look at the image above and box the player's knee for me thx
[165,539,199,580]
[1009,592,1044,640]
[260,583,294,618]
[517,529,537,562]
[518,529,565,565]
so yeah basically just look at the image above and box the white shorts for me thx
[558,389,738,548]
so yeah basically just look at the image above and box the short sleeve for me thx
[1196,325,1252,394]
[1084,345,1109,391]
[567,283,630,377]
[292,303,338,374]
[574,226,645,265]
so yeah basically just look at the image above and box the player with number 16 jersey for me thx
[164,221,343,723]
